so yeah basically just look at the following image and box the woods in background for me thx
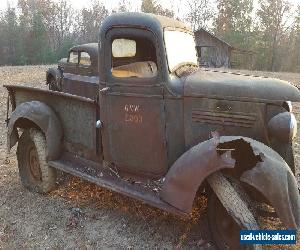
[0,0,300,72]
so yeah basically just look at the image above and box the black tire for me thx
[283,144,295,174]
[207,172,262,250]
[17,129,57,193]
[272,142,295,174]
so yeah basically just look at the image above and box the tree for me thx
[141,0,174,18]
[50,0,75,50]
[186,0,214,30]
[1,6,17,64]
[116,0,137,13]
[29,11,49,64]
[257,0,291,71]
[141,0,157,13]
[17,0,57,64]
[214,0,254,48]
[77,0,108,43]
[285,4,300,72]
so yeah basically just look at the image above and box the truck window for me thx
[111,37,157,78]
[112,39,136,57]
[79,52,91,66]
[68,51,79,64]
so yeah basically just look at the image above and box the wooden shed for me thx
[194,28,253,69]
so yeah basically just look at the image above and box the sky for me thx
[1,0,300,18]
[0,0,173,11]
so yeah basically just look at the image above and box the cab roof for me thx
[100,12,191,34]
[70,43,98,56]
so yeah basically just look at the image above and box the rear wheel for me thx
[17,129,57,193]
[207,172,262,250]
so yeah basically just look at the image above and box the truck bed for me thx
[5,85,100,161]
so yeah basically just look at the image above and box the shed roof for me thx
[194,28,233,48]
[194,28,254,54]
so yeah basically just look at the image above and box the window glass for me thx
[111,37,157,78]
[164,30,198,71]
[79,52,91,66]
[69,51,79,64]
[112,39,136,58]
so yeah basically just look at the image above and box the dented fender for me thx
[160,136,300,229]
[7,101,63,160]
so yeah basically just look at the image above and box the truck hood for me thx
[184,69,300,102]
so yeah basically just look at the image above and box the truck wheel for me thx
[272,142,295,174]
[207,172,262,250]
[282,144,295,174]
[17,129,57,193]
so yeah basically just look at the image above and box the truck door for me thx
[100,28,168,178]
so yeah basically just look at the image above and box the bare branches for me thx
[185,0,214,31]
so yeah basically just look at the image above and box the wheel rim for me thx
[28,146,42,181]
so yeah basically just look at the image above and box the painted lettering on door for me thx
[124,104,143,124]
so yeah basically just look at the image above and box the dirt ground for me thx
[0,66,299,249]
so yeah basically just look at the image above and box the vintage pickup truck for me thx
[5,13,300,249]
[46,43,99,99]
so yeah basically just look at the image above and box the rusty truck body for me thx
[5,13,300,250]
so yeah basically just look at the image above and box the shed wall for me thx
[194,31,231,68]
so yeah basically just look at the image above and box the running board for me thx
[48,154,185,217]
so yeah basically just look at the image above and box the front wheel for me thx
[48,76,61,91]
[17,129,57,193]
[207,172,262,250]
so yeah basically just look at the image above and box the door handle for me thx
[100,87,110,95]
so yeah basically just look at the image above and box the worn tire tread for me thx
[207,172,262,250]
[17,129,56,193]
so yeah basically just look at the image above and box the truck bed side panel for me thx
[7,86,100,161]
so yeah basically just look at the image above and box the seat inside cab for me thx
[111,37,158,78]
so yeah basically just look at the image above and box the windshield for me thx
[164,30,198,72]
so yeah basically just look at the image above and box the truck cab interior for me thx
[111,37,158,78]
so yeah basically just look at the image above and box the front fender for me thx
[160,136,300,229]
[46,67,62,84]
[8,101,63,161]
[160,137,235,212]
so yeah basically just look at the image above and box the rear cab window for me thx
[111,37,158,78]
[68,51,79,64]
[79,52,91,66]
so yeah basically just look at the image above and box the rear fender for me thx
[160,136,300,229]
[8,101,63,161]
